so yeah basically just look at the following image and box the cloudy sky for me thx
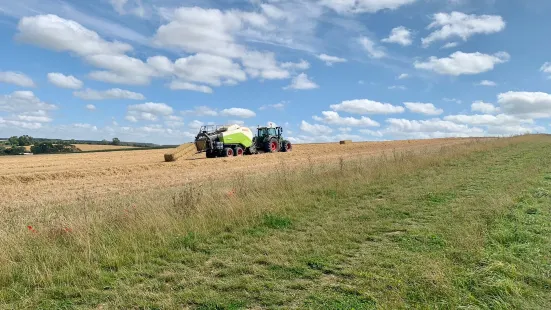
[0,0,550,144]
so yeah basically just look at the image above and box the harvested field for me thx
[20,144,139,152]
[0,137,489,208]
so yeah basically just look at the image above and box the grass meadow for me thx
[1,135,550,309]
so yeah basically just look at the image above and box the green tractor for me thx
[253,125,292,153]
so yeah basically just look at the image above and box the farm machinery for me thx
[194,123,292,158]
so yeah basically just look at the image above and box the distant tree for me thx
[18,135,33,146]
[101,139,108,145]
[112,137,121,146]
[70,139,76,144]
[8,136,19,146]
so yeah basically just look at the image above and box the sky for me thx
[1,0,551,144]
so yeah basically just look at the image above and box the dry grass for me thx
[0,137,490,209]
[1,135,551,308]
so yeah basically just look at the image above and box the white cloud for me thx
[300,120,332,135]
[382,26,412,46]
[126,102,173,122]
[540,62,551,77]
[441,42,459,49]
[12,110,52,123]
[16,14,132,56]
[174,53,247,86]
[330,99,404,114]
[281,59,310,71]
[284,73,319,90]
[74,88,145,100]
[313,111,380,127]
[0,71,36,87]
[478,80,497,87]
[386,118,484,135]
[182,106,218,117]
[358,36,386,59]
[152,7,246,59]
[338,127,352,132]
[188,120,205,129]
[388,85,406,90]
[259,101,286,111]
[444,98,462,104]
[220,108,256,118]
[47,72,83,89]
[86,104,96,111]
[88,71,151,86]
[398,73,409,79]
[359,129,384,137]
[321,0,416,14]
[422,12,506,47]
[444,114,528,126]
[404,102,443,115]
[0,91,56,112]
[241,51,290,80]
[318,54,347,66]
[471,101,500,114]
[497,91,551,118]
[169,81,213,94]
[414,51,510,76]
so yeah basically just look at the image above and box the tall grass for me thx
[0,135,537,307]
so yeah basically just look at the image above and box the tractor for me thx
[193,123,292,158]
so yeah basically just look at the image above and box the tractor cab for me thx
[257,126,282,139]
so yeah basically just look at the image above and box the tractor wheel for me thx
[265,138,279,153]
[222,147,234,157]
[206,150,216,158]
[235,147,244,156]
[281,141,292,152]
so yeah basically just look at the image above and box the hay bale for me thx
[164,143,195,162]
[340,140,352,145]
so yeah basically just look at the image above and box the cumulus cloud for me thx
[86,104,96,111]
[16,14,132,56]
[259,101,286,111]
[74,88,145,100]
[414,51,510,76]
[300,120,332,135]
[422,12,506,47]
[126,102,173,122]
[182,106,218,117]
[321,0,416,14]
[382,26,412,46]
[398,73,409,79]
[330,99,404,114]
[0,91,56,112]
[478,80,497,87]
[389,85,406,90]
[0,71,36,87]
[284,73,319,90]
[444,114,528,126]
[540,62,551,77]
[358,36,386,59]
[14,110,52,123]
[88,71,151,85]
[471,101,500,114]
[280,60,310,71]
[313,111,380,127]
[386,118,484,135]
[169,81,213,93]
[174,53,247,86]
[220,108,256,118]
[497,91,551,118]
[441,42,459,49]
[241,51,290,80]
[318,54,347,66]
[404,102,443,115]
[47,73,83,89]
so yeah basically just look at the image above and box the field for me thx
[1,135,551,309]
[19,144,140,152]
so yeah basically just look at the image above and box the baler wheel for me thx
[223,147,234,157]
[235,147,244,156]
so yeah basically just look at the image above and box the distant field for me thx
[2,135,550,309]
[19,144,141,152]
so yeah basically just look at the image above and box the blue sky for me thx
[1,0,551,144]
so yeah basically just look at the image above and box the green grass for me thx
[2,135,551,309]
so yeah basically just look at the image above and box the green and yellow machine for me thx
[194,123,292,158]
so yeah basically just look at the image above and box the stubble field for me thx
[1,137,485,208]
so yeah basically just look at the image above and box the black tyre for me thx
[222,147,234,157]
[235,147,244,156]
[206,150,216,158]
[281,140,292,152]
[265,138,279,153]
